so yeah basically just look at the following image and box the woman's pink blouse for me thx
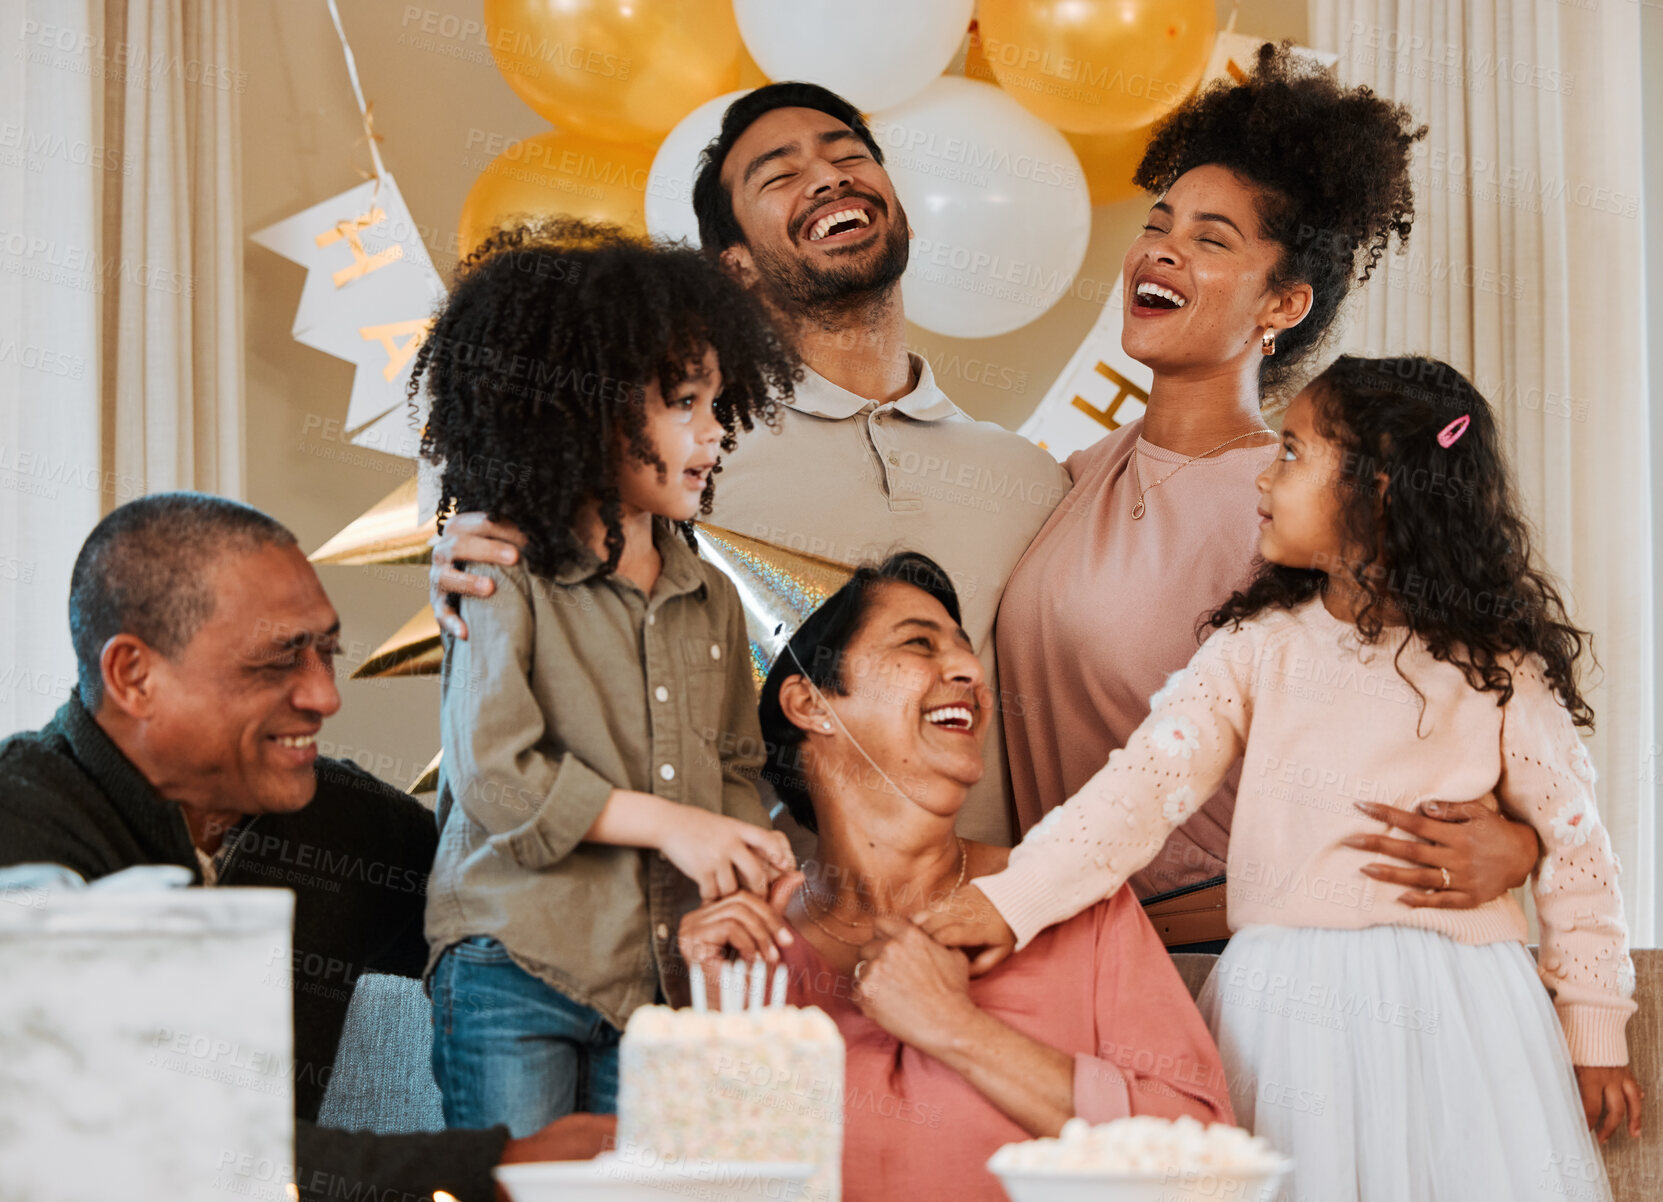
[996,421,1275,896]
[781,886,1233,1202]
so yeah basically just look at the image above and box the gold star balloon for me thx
[692,524,854,692]
[352,607,442,680]
[308,476,435,566]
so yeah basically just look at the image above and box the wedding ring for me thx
[1440,866,1452,890]
[853,959,868,984]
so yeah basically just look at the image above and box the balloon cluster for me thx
[459,1,1215,337]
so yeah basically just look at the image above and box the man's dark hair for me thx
[69,492,298,710]
[757,552,961,834]
[692,82,886,253]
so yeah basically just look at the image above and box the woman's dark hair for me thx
[692,81,885,253]
[1134,42,1426,393]
[758,552,962,833]
[409,218,798,579]
[1205,355,1595,729]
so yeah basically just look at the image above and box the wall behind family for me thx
[241,0,1308,795]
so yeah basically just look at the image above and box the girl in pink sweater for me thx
[923,356,1641,1201]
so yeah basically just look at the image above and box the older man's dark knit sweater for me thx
[0,695,506,1202]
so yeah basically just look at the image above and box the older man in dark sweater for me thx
[0,493,610,1202]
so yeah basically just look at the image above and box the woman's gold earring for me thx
[1261,330,1277,357]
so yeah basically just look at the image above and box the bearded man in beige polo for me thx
[429,82,1069,849]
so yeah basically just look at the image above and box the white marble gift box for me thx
[0,878,295,1202]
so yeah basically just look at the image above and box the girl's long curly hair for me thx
[1134,42,1426,394]
[1205,356,1595,729]
[408,218,799,578]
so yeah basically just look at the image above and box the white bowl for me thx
[496,1154,818,1202]
[989,1157,1293,1202]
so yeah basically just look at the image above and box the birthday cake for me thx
[616,998,844,1201]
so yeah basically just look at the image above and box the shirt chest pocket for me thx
[672,633,730,738]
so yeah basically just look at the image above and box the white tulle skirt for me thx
[1197,924,1612,1202]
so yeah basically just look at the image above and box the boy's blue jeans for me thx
[429,936,621,1136]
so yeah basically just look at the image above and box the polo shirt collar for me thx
[551,515,710,601]
[55,694,201,874]
[784,353,960,424]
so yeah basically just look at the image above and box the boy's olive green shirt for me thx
[424,518,770,1030]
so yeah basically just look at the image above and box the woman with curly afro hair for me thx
[994,43,1541,946]
[412,219,799,1135]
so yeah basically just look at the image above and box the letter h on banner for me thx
[1072,362,1148,433]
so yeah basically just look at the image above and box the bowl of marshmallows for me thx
[987,1116,1292,1202]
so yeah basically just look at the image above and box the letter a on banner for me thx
[361,319,434,382]
[251,175,447,459]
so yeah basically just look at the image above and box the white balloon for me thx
[733,0,974,112]
[645,90,753,247]
[873,78,1092,339]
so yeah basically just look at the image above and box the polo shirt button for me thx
[888,453,899,465]
[655,686,669,702]
[709,643,721,660]
[655,923,669,941]
[660,763,676,781]
[646,613,656,626]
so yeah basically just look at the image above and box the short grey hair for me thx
[69,492,298,710]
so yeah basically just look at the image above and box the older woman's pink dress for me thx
[781,885,1232,1202]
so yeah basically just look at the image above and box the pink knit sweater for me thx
[976,595,1637,1066]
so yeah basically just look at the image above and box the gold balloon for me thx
[485,0,742,144]
[737,42,770,90]
[979,0,1215,134]
[457,130,652,260]
[1065,121,1158,207]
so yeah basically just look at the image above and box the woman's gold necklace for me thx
[1130,429,1277,519]
[800,837,967,948]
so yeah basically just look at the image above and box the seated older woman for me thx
[678,553,1231,1202]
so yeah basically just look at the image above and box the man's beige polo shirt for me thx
[707,354,1070,845]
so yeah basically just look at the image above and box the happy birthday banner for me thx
[251,176,445,460]
[1019,32,1337,461]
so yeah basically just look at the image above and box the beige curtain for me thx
[0,0,243,735]
[1309,0,1656,941]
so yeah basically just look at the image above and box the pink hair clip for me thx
[1437,414,1470,448]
